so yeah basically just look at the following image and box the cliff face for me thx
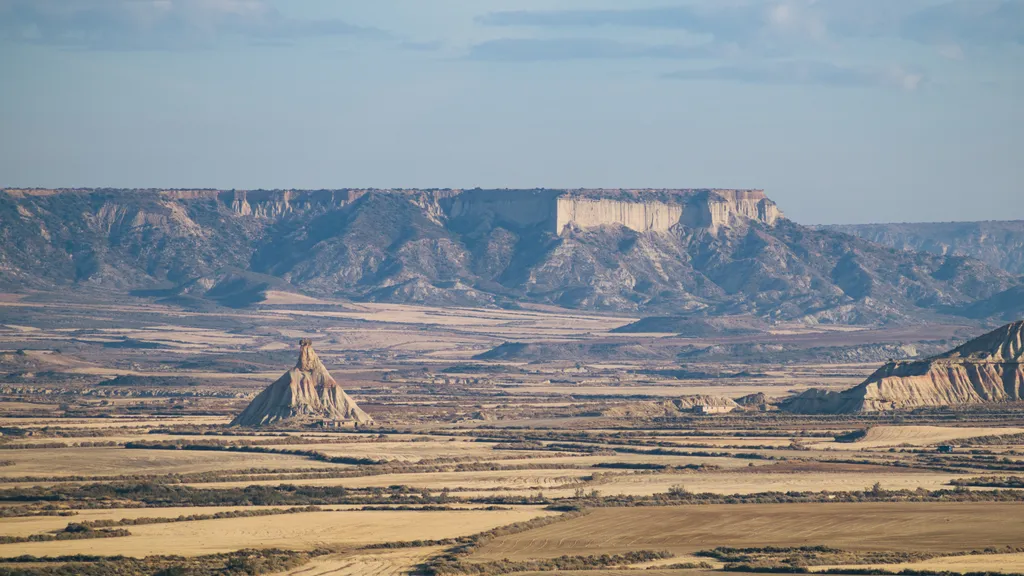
[781,321,1024,414]
[444,188,780,235]
[0,187,1017,323]
[555,197,684,234]
[231,339,372,427]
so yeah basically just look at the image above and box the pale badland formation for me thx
[6,186,1024,574]
[782,320,1024,414]
[230,339,372,427]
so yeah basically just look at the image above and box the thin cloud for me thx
[0,0,384,50]
[467,37,720,62]
[901,1,1024,46]
[666,60,926,90]
[478,6,762,44]
[479,1,1024,48]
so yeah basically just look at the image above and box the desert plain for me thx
[0,294,1023,575]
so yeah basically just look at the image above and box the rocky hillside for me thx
[781,321,1024,414]
[1,187,1020,324]
[825,221,1024,276]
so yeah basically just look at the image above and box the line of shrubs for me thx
[124,441,382,466]
[428,550,673,574]
[0,525,130,545]
[560,486,1024,508]
[71,505,321,529]
[0,548,329,576]
[950,476,1024,488]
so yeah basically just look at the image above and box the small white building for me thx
[694,405,735,415]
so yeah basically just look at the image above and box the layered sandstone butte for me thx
[782,321,1024,414]
[231,339,372,427]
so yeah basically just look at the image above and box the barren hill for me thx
[781,321,1024,414]
[604,394,741,418]
[231,339,372,427]
[2,187,1020,324]
[825,220,1024,276]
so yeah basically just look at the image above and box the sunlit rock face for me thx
[781,321,1024,414]
[231,339,372,427]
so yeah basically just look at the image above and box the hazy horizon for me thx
[1,0,1021,225]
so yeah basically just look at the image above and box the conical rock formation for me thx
[231,339,373,426]
[782,321,1024,414]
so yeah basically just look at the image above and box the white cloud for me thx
[0,0,382,50]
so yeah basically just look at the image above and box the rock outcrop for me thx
[231,340,372,427]
[781,321,1024,414]
[735,392,772,409]
[2,187,1020,323]
[605,394,739,418]
[669,395,739,414]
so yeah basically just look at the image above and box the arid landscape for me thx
[1,272,1024,575]
[5,0,1023,571]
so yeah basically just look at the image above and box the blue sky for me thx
[0,0,1021,224]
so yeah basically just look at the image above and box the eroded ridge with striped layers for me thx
[231,339,372,427]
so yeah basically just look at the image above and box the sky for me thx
[0,0,1022,224]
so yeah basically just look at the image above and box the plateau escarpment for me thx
[782,320,1024,414]
[0,187,1018,323]
[444,188,779,235]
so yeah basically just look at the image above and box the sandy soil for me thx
[471,503,1024,560]
[0,416,231,429]
[454,469,963,499]
[268,546,446,576]
[814,552,1024,574]
[0,446,339,478]
[187,468,599,490]
[0,506,296,537]
[0,433,277,447]
[268,439,513,462]
[810,425,1024,450]
[0,508,557,558]
[503,384,817,397]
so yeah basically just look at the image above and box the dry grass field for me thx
[471,503,1024,560]
[3,299,1024,574]
[808,425,1024,450]
[818,552,1024,573]
[266,546,448,576]
[0,508,557,558]
[0,506,295,537]
[0,446,352,478]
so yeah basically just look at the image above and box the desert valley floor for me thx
[1,292,1023,575]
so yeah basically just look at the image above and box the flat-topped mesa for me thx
[230,339,373,427]
[8,187,783,233]
[446,188,783,235]
[781,321,1024,414]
